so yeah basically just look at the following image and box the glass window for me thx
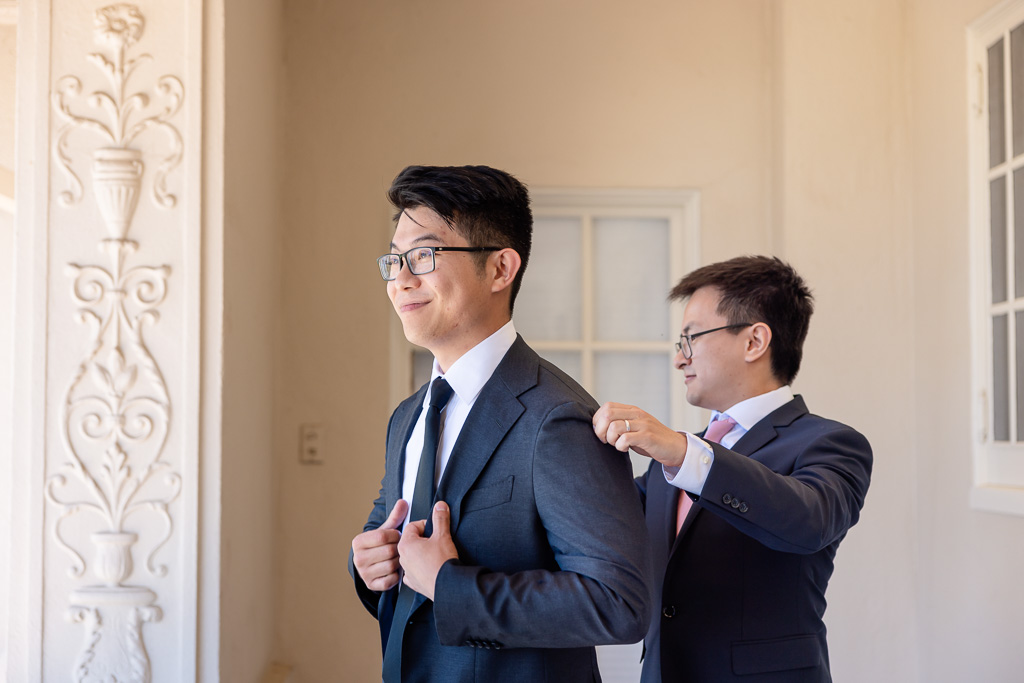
[968,2,1024,514]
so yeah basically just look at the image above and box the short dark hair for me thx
[387,165,532,313]
[669,255,814,385]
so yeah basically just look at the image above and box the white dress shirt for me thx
[663,385,795,494]
[400,320,518,528]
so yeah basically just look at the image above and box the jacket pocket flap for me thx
[462,476,514,512]
[731,634,821,675]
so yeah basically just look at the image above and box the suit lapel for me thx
[408,337,533,616]
[647,469,684,558]
[435,336,533,534]
[730,395,808,456]
[386,388,426,512]
[668,396,810,547]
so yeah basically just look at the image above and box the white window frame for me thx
[968,0,1024,516]
[528,188,702,437]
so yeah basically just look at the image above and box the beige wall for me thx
[909,0,1024,680]
[221,0,284,678]
[275,0,792,680]
[774,1,920,680]
[277,0,774,680]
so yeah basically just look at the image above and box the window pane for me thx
[593,217,670,342]
[594,352,671,427]
[537,350,583,388]
[516,217,582,341]
[594,352,672,477]
[1014,25,1024,157]
[990,38,1006,168]
[1015,169,1024,299]
[992,176,1008,304]
[1017,312,1024,441]
[994,313,1010,442]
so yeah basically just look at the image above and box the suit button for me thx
[723,493,733,504]
[739,502,749,513]
[662,605,676,618]
[731,498,741,509]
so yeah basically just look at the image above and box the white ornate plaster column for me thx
[6,1,220,680]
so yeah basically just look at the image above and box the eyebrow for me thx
[389,233,447,252]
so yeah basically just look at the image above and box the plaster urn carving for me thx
[92,531,138,586]
[92,148,143,239]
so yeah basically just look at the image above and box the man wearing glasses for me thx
[593,255,872,683]
[350,165,651,682]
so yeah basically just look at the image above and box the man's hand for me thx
[351,499,409,592]
[398,501,459,601]
[593,401,689,468]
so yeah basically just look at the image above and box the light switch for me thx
[299,423,325,465]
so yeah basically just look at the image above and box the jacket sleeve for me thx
[698,419,872,554]
[432,400,653,648]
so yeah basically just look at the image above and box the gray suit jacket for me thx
[351,336,652,683]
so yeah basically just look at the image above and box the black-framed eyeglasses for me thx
[675,323,752,359]
[376,245,503,281]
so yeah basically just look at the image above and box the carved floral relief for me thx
[45,4,184,681]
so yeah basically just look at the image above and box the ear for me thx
[489,248,522,295]
[744,322,772,364]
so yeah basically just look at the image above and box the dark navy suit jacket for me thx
[638,396,872,683]
[350,336,652,683]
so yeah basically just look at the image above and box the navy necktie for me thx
[410,378,454,524]
[381,377,454,682]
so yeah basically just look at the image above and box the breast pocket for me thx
[461,476,514,513]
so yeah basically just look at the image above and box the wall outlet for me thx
[299,423,325,465]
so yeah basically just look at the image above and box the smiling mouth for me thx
[399,301,428,313]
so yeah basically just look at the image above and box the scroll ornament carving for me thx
[45,5,183,681]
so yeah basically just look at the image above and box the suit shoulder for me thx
[533,357,599,409]
[791,411,872,452]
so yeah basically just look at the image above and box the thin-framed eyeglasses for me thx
[675,323,753,359]
[377,245,503,281]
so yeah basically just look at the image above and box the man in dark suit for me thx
[594,255,872,682]
[350,165,651,683]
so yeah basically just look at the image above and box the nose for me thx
[673,348,689,370]
[392,257,419,287]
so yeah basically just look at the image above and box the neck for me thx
[432,316,511,374]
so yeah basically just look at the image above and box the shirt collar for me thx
[712,385,794,431]
[428,320,518,406]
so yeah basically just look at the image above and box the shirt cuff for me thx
[663,432,715,494]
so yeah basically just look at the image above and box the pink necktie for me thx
[676,415,736,534]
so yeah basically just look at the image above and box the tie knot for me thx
[704,415,737,444]
[429,378,454,411]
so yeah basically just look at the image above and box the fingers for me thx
[359,550,401,591]
[593,402,634,444]
[431,501,450,539]
[380,498,409,530]
[352,528,402,591]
